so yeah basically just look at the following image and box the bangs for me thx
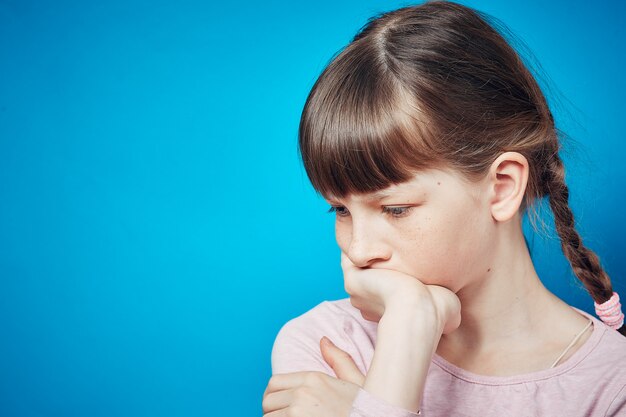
[298,42,440,200]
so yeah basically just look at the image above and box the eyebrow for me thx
[367,189,394,201]
[325,189,396,204]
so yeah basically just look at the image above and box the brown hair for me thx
[298,0,624,335]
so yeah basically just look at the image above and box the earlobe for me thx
[488,152,529,222]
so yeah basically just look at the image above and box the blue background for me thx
[0,0,624,415]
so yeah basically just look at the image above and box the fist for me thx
[341,252,461,335]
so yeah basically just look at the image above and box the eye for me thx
[382,206,412,218]
[327,206,350,217]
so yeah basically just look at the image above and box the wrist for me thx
[378,304,443,354]
[382,290,443,336]
[364,299,440,412]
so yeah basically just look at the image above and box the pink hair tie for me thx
[594,292,625,330]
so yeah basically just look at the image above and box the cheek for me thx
[334,220,350,252]
[398,207,490,289]
[396,219,454,283]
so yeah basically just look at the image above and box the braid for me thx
[544,153,626,336]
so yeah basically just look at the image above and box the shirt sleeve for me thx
[270,307,335,376]
[605,384,626,417]
[350,388,422,417]
[271,301,370,376]
[270,302,422,417]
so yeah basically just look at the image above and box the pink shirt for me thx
[271,298,626,416]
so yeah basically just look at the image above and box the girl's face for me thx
[327,168,496,293]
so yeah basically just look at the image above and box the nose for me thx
[345,220,391,268]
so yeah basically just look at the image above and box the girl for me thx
[263,1,626,416]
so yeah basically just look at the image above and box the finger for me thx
[262,388,293,414]
[360,310,381,322]
[343,265,364,297]
[264,372,310,395]
[263,410,287,417]
[426,285,462,335]
[340,251,357,271]
[320,336,365,386]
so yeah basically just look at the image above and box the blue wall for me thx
[0,0,624,415]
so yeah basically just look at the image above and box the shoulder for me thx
[596,324,626,355]
[584,315,626,374]
[572,307,626,365]
[579,315,626,416]
[605,384,626,417]
[276,298,370,337]
[271,298,377,376]
[572,310,626,384]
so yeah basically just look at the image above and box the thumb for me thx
[320,336,365,386]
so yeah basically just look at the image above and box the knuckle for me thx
[349,295,363,309]
[265,375,277,391]
[303,371,324,387]
[293,386,311,402]
[261,396,270,413]
[287,405,303,417]
[344,276,356,294]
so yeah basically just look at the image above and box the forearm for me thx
[362,303,442,413]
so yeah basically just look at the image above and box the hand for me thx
[341,252,461,335]
[262,337,364,417]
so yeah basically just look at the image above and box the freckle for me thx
[487,268,491,272]
[437,182,441,185]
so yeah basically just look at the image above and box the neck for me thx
[437,220,564,355]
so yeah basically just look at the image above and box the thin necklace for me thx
[549,319,593,368]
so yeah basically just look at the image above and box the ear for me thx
[487,152,529,222]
